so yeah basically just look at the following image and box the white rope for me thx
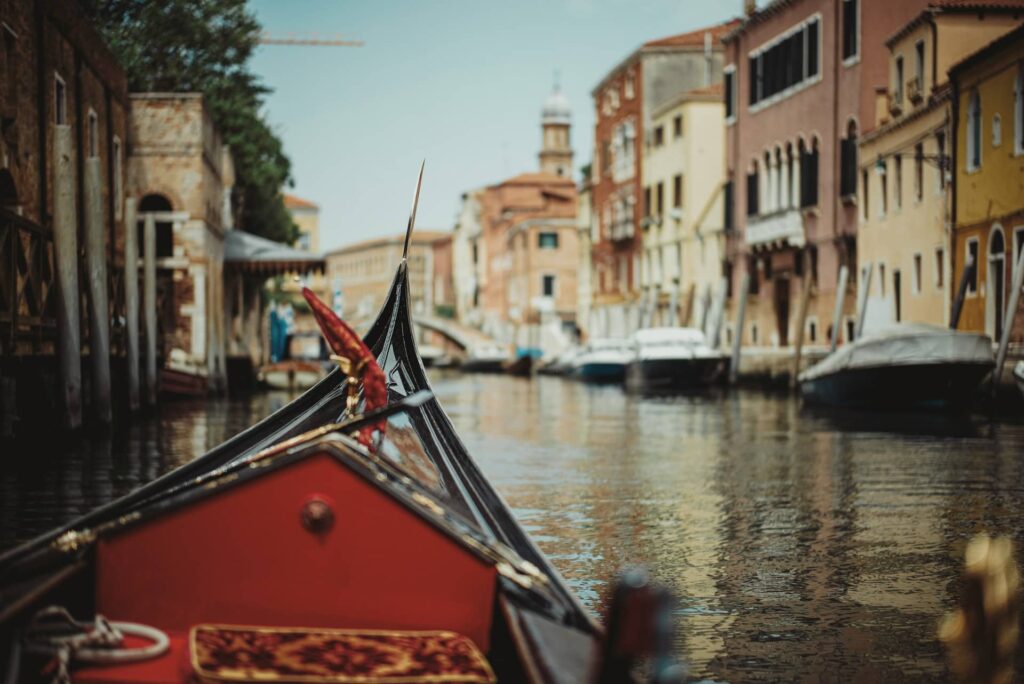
[23,606,169,684]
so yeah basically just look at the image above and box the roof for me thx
[949,20,1024,77]
[224,230,325,275]
[887,0,1024,47]
[592,18,739,95]
[283,194,319,210]
[498,172,576,187]
[652,82,725,119]
[327,230,452,256]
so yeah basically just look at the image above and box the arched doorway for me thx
[988,226,1006,340]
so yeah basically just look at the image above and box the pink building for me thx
[723,0,927,350]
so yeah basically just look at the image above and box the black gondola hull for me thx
[624,356,725,393]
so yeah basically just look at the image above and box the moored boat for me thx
[572,338,630,383]
[459,344,508,373]
[798,323,994,409]
[0,169,678,683]
[624,327,726,393]
[159,348,208,398]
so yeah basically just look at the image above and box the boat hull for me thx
[159,367,207,398]
[575,362,625,383]
[460,358,506,373]
[799,361,993,409]
[624,356,725,393]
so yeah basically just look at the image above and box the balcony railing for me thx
[610,219,635,241]
[888,92,903,117]
[746,208,806,249]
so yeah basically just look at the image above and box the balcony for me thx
[907,76,923,105]
[610,219,635,241]
[746,208,805,249]
[888,92,903,117]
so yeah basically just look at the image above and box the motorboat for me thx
[538,347,581,375]
[459,343,508,373]
[572,338,630,383]
[798,323,994,409]
[158,348,207,398]
[624,327,726,393]
[0,170,678,683]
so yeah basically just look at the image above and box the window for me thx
[879,160,888,216]
[644,186,652,218]
[655,182,664,217]
[862,169,869,219]
[840,121,857,197]
[54,73,66,125]
[87,109,98,157]
[673,115,682,138]
[748,255,760,295]
[992,114,1002,147]
[894,155,902,210]
[653,126,664,147]
[842,0,858,61]
[800,138,819,208]
[672,174,682,208]
[749,16,819,107]
[893,269,902,321]
[935,247,944,288]
[542,275,555,297]
[751,322,759,344]
[845,317,856,342]
[914,143,923,201]
[746,162,760,216]
[1016,65,1023,154]
[808,318,818,343]
[967,90,981,171]
[913,253,922,293]
[724,68,736,120]
[624,74,635,100]
[113,136,122,220]
[966,238,979,294]
[879,263,886,296]
[914,40,925,88]
[724,180,735,231]
[894,56,904,105]
[538,232,558,249]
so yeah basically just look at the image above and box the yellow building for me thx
[640,84,727,331]
[951,24,1024,347]
[857,7,1022,332]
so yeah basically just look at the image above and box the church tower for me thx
[539,78,573,177]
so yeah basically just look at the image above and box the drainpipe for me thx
[950,74,960,327]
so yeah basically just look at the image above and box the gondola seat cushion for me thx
[190,624,496,683]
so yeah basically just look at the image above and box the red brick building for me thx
[723,0,927,351]
[589,20,738,338]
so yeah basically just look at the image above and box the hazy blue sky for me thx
[249,0,736,251]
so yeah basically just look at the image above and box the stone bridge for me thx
[411,314,496,352]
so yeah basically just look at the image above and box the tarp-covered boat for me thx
[0,171,672,683]
[624,328,726,393]
[798,323,994,408]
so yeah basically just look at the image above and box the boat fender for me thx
[300,494,336,535]
[23,605,169,683]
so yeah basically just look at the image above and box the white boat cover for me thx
[630,327,725,362]
[798,323,993,383]
[573,338,631,367]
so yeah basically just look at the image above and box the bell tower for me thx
[539,75,573,177]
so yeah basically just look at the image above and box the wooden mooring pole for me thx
[950,255,976,330]
[143,213,158,406]
[729,274,750,384]
[993,248,1024,394]
[84,157,112,423]
[854,263,873,341]
[829,266,849,354]
[123,198,140,411]
[790,260,814,389]
[52,126,82,430]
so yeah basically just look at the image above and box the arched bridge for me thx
[411,314,496,352]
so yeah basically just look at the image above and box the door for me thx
[893,270,902,323]
[774,276,790,347]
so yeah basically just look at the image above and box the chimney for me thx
[704,31,713,86]
[744,0,756,16]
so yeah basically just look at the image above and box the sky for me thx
[249,0,737,252]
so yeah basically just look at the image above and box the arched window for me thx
[800,137,819,207]
[840,120,857,197]
[967,90,982,170]
[746,159,760,217]
[989,227,1006,340]
[785,143,795,209]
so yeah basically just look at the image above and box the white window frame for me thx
[747,13,824,114]
[842,0,860,66]
[724,64,737,125]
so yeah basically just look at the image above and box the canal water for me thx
[2,372,1024,681]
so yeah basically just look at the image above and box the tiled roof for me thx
[326,230,451,256]
[498,172,576,187]
[643,19,742,49]
[929,0,1024,8]
[283,194,319,210]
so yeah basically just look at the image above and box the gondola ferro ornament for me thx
[301,285,387,449]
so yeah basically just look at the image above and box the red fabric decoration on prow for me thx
[301,287,387,448]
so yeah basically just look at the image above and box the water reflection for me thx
[2,375,1023,681]
[432,372,1024,682]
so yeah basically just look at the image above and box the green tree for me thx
[84,0,297,243]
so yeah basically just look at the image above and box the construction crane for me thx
[258,32,364,47]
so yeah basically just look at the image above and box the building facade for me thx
[452,188,485,326]
[0,0,131,427]
[950,23,1024,348]
[640,84,727,332]
[590,20,737,339]
[858,4,1023,333]
[325,230,451,327]
[128,93,234,391]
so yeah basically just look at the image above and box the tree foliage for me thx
[84,0,297,243]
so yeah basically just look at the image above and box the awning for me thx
[224,229,325,276]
